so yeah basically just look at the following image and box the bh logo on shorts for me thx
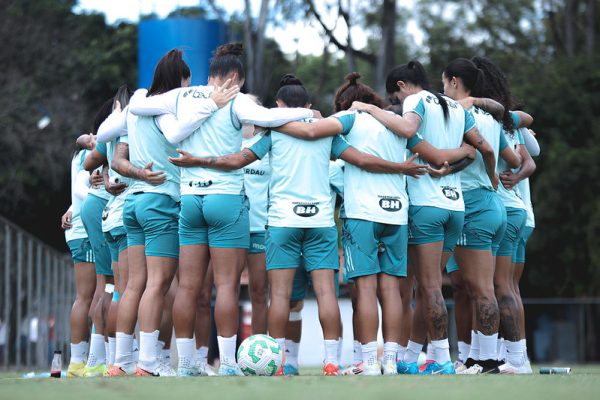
[378,197,402,212]
[441,186,460,201]
[293,203,319,217]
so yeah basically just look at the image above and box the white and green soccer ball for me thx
[237,334,283,376]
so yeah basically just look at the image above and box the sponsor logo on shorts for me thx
[188,180,213,188]
[378,196,402,212]
[251,243,266,251]
[293,202,319,217]
[441,186,460,201]
[102,206,110,221]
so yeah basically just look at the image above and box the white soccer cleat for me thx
[155,361,177,377]
[498,362,532,374]
[341,362,364,375]
[196,360,217,376]
[362,362,382,376]
[218,362,245,376]
[453,360,467,374]
[382,360,398,375]
[457,364,484,375]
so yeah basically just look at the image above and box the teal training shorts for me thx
[179,194,249,249]
[81,194,113,276]
[265,226,339,272]
[103,226,127,263]
[512,226,534,264]
[123,192,180,259]
[290,261,340,301]
[67,238,95,264]
[341,219,408,279]
[446,254,459,274]
[249,232,266,254]
[455,188,506,250]
[495,207,527,257]
[408,206,464,252]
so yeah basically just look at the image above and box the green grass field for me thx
[1,366,599,400]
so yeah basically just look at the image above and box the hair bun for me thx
[215,42,244,57]
[280,74,303,87]
[345,72,361,85]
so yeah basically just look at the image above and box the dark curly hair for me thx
[471,56,516,132]
[333,72,384,112]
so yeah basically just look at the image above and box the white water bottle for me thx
[50,351,62,378]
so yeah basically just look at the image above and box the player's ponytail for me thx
[112,84,133,111]
[333,72,384,112]
[386,60,449,121]
[147,49,191,96]
[276,74,310,108]
[209,42,245,81]
[443,58,486,97]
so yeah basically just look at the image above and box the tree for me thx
[0,0,137,249]
[304,0,400,91]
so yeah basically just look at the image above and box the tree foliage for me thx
[0,0,136,248]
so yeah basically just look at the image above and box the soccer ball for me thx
[237,334,283,376]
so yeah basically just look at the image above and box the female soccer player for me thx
[80,99,116,377]
[100,86,132,369]
[505,128,539,372]
[99,52,236,377]
[241,97,270,335]
[62,137,95,377]
[129,44,315,376]
[349,60,495,374]
[471,57,535,373]
[168,73,431,375]
[441,58,522,373]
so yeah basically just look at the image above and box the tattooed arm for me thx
[168,148,258,170]
[111,142,166,185]
[458,97,505,121]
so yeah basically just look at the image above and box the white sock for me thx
[478,332,498,361]
[361,341,378,367]
[217,335,237,365]
[383,342,399,365]
[108,337,116,366]
[275,337,286,366]
[467,330,480,360]
[70,341,88,363]
[324,339,339,365]
[431,339,451,364]
[139,330,160,373]
[403,340,423,364]
[115,332,133,367]
[353,340,363,365]
[132,337,139,362]
[196,346,209,364]
[104,341,109,364]
[176,338,196,369]
[521,339,528,362]
[457,341,470,363]
[337,337,343,366]
[86,333,106,367]
[157,340,166,355]
[397,345,407,362]
[426,342,435,360]
[285,340,300,369]
[497,337,506,361]
[505,340,524,367]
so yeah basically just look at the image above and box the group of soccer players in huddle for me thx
[61,41,540,377]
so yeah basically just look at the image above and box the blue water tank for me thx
[138,18,227,88]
